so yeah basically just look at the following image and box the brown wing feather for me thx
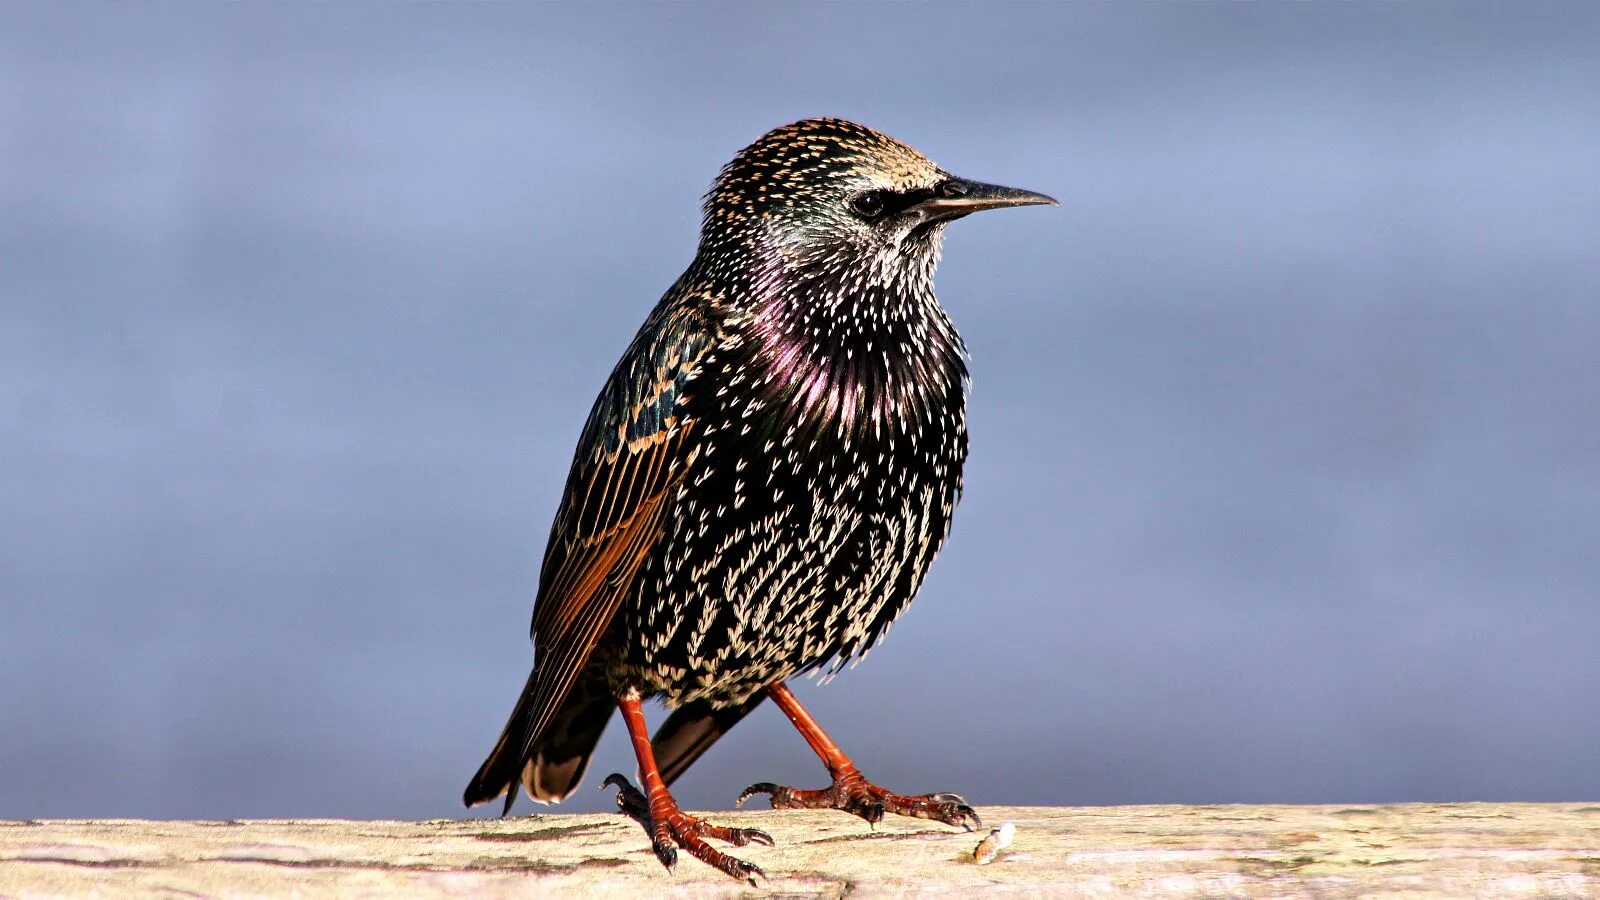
[466,300,716,809]
[511,302,715,761]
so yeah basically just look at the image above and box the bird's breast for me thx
[709,310,968,451]
[601,298,971,703]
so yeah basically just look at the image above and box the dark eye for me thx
[849,190,891,220]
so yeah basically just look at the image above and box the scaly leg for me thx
[737,682,981,830]
[603,691,772,885]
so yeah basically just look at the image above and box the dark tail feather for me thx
[464,670,614,811]
[652,692,767,787]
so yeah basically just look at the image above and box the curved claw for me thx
[950,806,982,831]
[741,766,982,831]
[650,837,677,871]
[733,859,767,888]
[606,773,768,879]
[736,782,780,808]
[601,773,652,824]
[883,793,981,831]
[727,827,775,847]
[845,797,886,826]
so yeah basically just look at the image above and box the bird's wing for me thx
[517,299,715,757]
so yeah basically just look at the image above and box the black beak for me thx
[916,177,1058,222]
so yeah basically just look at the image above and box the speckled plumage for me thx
[612,124,969,708]
[466,119,1052,832]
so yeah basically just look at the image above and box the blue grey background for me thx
[3,3,1597,820]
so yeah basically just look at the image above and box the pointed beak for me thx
[916,177,1058,222]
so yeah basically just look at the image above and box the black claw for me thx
[940,800,981,831]
[602,773,652,825]
[859,801,886,825]
[723,857,766,886]
[735,828,775,847]
[736,782,779,808]
[605,773,764,883]
[958,806,982,831]
[651,838,677,871]
[738,861,767,887]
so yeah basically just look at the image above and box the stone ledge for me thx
[3,804,1598,897]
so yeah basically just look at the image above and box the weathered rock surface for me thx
[4,804,1598,897]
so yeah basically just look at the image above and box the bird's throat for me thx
[734,273,966,446]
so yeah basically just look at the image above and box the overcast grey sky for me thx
[2,3,1597,820]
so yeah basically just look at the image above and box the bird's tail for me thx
[651,691,768,786]
[463,670,614,812]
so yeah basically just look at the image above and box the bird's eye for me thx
[849,190,891,220]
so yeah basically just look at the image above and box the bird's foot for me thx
[602,773,772,885]
[737,763,981,830]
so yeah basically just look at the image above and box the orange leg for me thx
[604,692,772,884]
[738,682,981,830]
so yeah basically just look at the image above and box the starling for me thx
[464,117,1054,883]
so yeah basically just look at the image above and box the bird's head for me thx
[701,118,1055,287]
